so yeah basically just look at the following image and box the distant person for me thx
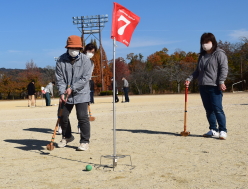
[55,35,92,151]
[77,43,96,134]
[185,32,228,140]
[27,80,36,107]
[83,43,97,104]
[122,77,129,102]
[44,81,55,106]
[111,77,119,103]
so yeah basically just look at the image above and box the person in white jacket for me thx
[44,82,55,106]
[122,77,129,102]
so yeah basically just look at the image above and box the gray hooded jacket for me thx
[45,82,54,96]
[123,79,129,87]
[55,53,92,104]
[186,47,228,86]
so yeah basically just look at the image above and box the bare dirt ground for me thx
[0,93,247,189]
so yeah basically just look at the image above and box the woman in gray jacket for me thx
[185,33,228,140]
[55,35,92,151]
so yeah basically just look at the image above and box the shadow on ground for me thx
[116,129,202,137]
[4,138,80,152]
[15,105,52,108]
[23,128,54,134]
[4,139,49,151]
[231,104,248,105]
[23,127,78,135]
[4,139,97,166]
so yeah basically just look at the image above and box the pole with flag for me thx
[100,2,140,170]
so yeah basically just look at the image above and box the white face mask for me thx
[86,52,94,59]
[68,49,80,57]
[202,43,212,51]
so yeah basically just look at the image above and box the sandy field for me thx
[0,92,247,189]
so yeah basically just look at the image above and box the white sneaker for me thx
[58,138,66,148]
[57,135,74,148]
[78,127,81,134]
[77,143,89,151]
[203,130,219,138]
[219,131,227,140]
[57,126,62,135]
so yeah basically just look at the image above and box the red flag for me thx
[111,2,140,47]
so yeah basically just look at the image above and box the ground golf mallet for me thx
[27,95,30,107]
[88,104,95,121]
[121,88,124,103]
[46,102,64,150]
[180,86,190,136]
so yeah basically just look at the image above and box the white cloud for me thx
[8,50,25,53]
[102,37,181,49]
[126,39,181,48]
[101,38,183,60]
[42,49,65,57]
[7,50,33,56]
[229,29,248,40]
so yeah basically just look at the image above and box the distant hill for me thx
[0,68,25,78]
[0,67,24,72]
[0,67,54,77]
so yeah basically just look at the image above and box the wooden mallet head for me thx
[89,116,95,121]
[180,131,190,136]
[46,143,55,151]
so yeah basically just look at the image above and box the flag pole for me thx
[99,2,138,169]
[113,37,117,167]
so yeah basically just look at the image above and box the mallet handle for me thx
[184,87,188,132]
[49,102,65,144]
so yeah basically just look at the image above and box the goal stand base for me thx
[99,154,133,171]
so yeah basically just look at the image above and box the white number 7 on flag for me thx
[117,15,131,35]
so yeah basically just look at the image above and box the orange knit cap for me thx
[65,35,83,49]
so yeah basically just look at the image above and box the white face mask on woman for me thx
[68,49,80,57]
[202,42,213,51]
[86,52,94,59]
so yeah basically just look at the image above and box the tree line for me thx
[0,38,247,99]
[111,38,248,94]
[0,39,113,100]
[0,60,57,99]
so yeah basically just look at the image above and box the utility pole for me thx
[72,15,108,92]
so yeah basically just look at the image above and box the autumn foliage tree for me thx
[146,48,170,69]
[127,53,144,72]
[108,57,130,89]
[0,60,43,99]
[18,60,42,94]
[218,39,248,90]
[90,40,112,93]
[0,74,16,99]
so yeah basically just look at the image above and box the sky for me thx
[0,0,248,69]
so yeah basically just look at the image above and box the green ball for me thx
[86,165,92,171]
